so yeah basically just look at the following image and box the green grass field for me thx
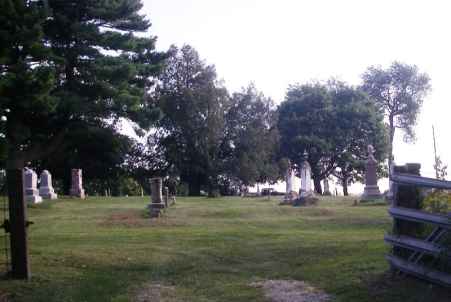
[0,196,449,301]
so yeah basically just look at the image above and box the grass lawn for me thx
[0,195,449,301]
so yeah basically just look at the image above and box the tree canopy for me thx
[153,45,229,196]
[0,0,166,171]
[278,81,387,194]
[224,85,280,188]
[361,61,430,168]
[0,2,430,198]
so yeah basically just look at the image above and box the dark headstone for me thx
[70,169,85,199]
[361,145,382,201]
[149,178,164,218]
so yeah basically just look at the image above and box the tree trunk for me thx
[388,114,395,172]
[188,175,201,196]
[342,176,349,196]
[313,177,322,194]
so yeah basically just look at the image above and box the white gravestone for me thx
[24,168,42,204]
[39,170,58,199]
[281,161,299,204]
[286,163,294,194]
[300,151,314,197]
[70,169,85,199]
[323,178,331,195]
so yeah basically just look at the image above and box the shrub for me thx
[422,190,451,214]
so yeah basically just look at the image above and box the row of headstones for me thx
[147,177,176,218]
[281,145,382,205]
[24,168,85,204]
[280,151,316,206]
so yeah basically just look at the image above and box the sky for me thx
[138,0,451,194]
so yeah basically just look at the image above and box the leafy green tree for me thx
[0,0,165,280]
[124,135,171,193]
[154,45,229,196]
[361,62,430,169]
[38,126,133,195]
[278,81,387,194]
[224,85,280,189]
[330,81,387,195]
[278,83,333,193]
[0,0,55,170]
[1,0,166,199]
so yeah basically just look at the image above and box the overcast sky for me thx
[140,0,451,192]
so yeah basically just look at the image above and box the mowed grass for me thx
[0,196,449,301]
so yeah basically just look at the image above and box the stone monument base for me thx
[279,191,298,205]
[70,188,85,199]
[25,188,42,204]
[292,195,319,207]
[148,203,165,218]
[26,195,42,204]
[361,185,382,201]
[40,187,58,200]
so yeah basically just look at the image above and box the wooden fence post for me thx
[7,169,30,279]
[393,163,422,239]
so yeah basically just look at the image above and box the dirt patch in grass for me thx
[132,283,178,302]
[251,280,331,302]
[99,210,185,228]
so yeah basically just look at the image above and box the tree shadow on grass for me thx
[364,271,451,302]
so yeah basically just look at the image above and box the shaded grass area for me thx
[0,196,449,301]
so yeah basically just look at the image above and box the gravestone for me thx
[70,169,85,199]
[280,161,298,205]
[299,151,314,198]
[286,162,293,193]
[163,186,169,208]
[39,170,57,199]
[361,145,382,201]
[323,178,331,195]
[24,168,42,204]
[148,177,165,217]
[293,151,317,206]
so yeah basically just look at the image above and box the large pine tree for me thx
[0,0,166,278]
[1,0,166,170]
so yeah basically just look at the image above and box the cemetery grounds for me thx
[0,196,449,302]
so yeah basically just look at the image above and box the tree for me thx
[278,83,335,193]
[0,0,165,278]
[224,85,280,189]
[154,45,229,196]
[0,0,56,278]
[38,126,133,195]
[329,81,387,195]
[1,0,166,170]
[361,62,430,169]
[0,0,55,170]
[278,81,387,194]
[432,125,447,180]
